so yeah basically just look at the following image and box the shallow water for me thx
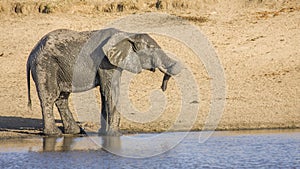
[0,130,299,168]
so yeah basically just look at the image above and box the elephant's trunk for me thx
[158,62,181,91]
[161,73,171,91]
[154,49,183,91]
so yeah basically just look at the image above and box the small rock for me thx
[190,100,199,104]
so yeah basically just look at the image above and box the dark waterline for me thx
[0,130,299,168]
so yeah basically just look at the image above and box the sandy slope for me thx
[0,0,299,137]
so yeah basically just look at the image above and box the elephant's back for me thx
[27,28,119,75]
[44,29,92,58]
[28,29,91,62]
[28,28,118,63]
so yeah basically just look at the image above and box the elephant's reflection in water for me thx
[42,136,121,152]
[101,136,121,154]
[43,136,74,152]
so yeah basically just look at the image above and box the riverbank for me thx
[0,0,299,138]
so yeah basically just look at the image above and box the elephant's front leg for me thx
[99,70,122,136]
[106,98,121,136]
[99,92,121,136]
[107,99,121,136]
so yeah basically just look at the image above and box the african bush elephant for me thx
[26,28,182,136]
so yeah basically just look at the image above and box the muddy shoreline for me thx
[0,0,299,138]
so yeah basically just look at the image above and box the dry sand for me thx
[0,0,299,138]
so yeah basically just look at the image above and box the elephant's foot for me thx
[98,127,122,136]
[106,129,122,136]
[64,125,81,135]
[98,128,107,136]
[44,127,62,136]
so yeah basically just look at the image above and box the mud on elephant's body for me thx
[26,28,182,136]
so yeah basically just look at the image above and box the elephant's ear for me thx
[103,33,142,74]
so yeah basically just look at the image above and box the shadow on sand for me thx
[0,116,61,135]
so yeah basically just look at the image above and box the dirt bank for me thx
[0,0,299,137]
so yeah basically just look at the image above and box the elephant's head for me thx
[103,32,182,91]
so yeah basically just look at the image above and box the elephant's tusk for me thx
[158,66,171,75]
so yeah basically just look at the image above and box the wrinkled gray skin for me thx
[27,28,182,136]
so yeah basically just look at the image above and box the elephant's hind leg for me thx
[55,92,81,134]
[40,100,62,135]
[37,89,62,135]
[36,79,62,135]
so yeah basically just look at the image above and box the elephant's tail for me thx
[26,60,32,109]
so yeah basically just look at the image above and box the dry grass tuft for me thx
[179,15,209,23]
[1,0,298,15]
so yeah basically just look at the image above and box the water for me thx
[0,130,299,168]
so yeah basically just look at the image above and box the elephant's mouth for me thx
[149,68,156,72]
